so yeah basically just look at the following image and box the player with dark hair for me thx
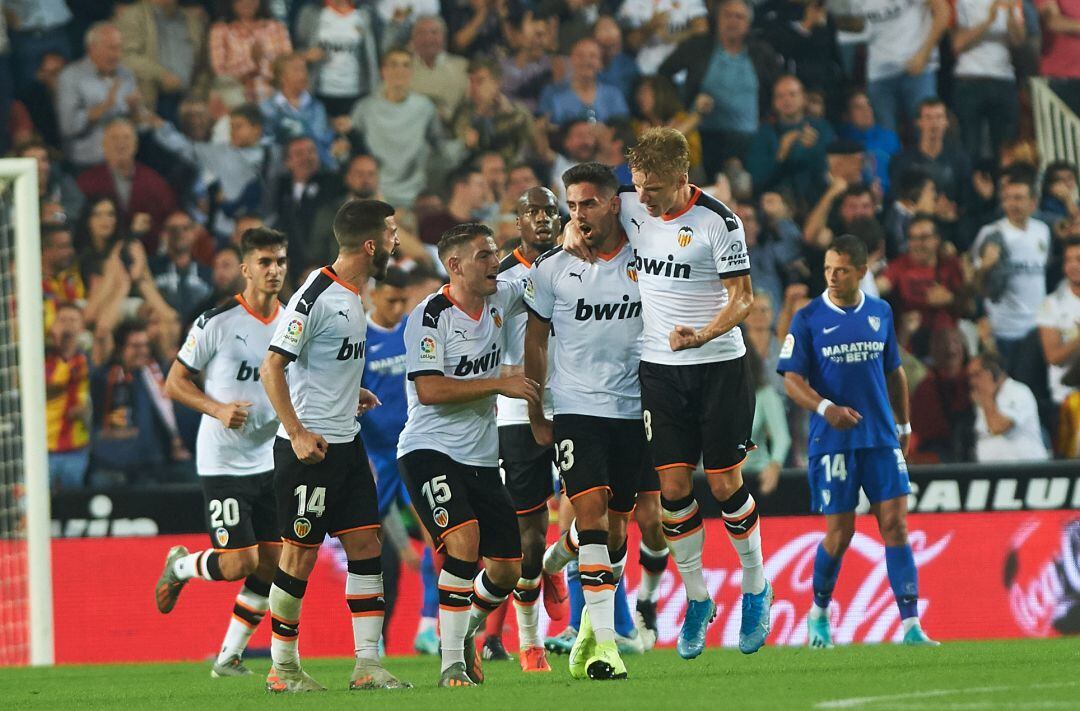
[397,223,541,687]
[562,127,770,659]
[260,199,410,692]
[155,227,289,677]
[778,233,937,648]
[494,186,566,672]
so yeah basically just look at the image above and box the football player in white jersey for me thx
[397,223,541,688]
[522,162,649,680]
[495,186,567,672]
[260,199,409,693]
[154,227,288,677]
[563,128,772,658]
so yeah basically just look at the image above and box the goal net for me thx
[0,158,51,666]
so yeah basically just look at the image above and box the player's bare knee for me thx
[484,558,522,589]
[340,529,381,560]
[659,475,692,502]
[607,513,629,550]
[442,523,480,561]
[280,542,319,579]
[878,517,907,546]
[707,468,743,502]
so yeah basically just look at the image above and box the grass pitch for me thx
[2,639,1078,710]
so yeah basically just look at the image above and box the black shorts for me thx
[499,424,556,516]
[554,415,650,514]
[639,356,756,474]
[398,449,522,561]
[201,471,278,550]
[273,435,381,547]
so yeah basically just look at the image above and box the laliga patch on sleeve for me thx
[779,333,795,359]
[179,333,197,358]
[524,277,535,301]
[418,335,438,363]
[282,318,304,346]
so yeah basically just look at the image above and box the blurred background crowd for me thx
[18,0,1080,492]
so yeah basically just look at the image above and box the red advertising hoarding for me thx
[54,510,1079,664]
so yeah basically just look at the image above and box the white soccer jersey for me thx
[618,185,750,366]
[268,266,368,443]
[525,239,643,419]
[496,248,553,425]
[177,295,285,476]
[617,0,708,75]
[398,281,526,466]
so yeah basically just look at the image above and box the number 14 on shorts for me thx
[295,484,326,517]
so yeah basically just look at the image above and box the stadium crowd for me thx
[20,0,1080,491]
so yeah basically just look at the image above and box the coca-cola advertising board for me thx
[49,510,1079,663]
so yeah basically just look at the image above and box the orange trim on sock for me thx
[270,613,299,625]
[331,524,381,537]
[271,632,299,642]
[350,611,385,617]
[662,506,701,526]
[722,500,757,522]
[232,613,258,629]
[234,599,266,615]
[665,523,704,541]
[656,462,695,472]
[581,584,617,592]
[438,584,474,594]
[578,564,613,574]
[726,519,760,540]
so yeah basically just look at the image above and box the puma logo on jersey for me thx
[629,218,643,233]
[453,343,501,376]
[574,295,642,321]
[568,270,584,282]
[337,308,350,321]
[234,333,248,345]
[453,328,469,339]
[235,360,261,381]
[634,251,691,279]
[336,337,366,361]
[297,298,310,311]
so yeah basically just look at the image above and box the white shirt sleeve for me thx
[404,301,446,379]
[496,275,528,319]
[711,212,751,276]
[525,260,556,321]
[177,314,221,373]
[269,298,320,361]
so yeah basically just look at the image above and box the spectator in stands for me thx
[150,212,214,324]
[447,0,514,58]
[594,119,636,184]
[534,118,599,209]
[1040,161,1080,243]
[1037,238,1080,421]
[377,0,440,47]
[884,168,938,258]
[21,51,65,149]
[475,150,508,215]
[6,0,72,92]
[41,224,85,330]
[351,46,465,209]
[1037,0,1080,115]
[192,244,244,316]
[592,16,637,100]
[838,89,900,196]
[741,337,789,495]
[753,0,845,119]
[747,74,834,212]
[17,139,84,221]
[659,0,781,175]
[90,319,190,486]
[890,98,971,213]
[452,56,535,166]
[877,214,967,356]
[951,0,1025,161]
[738,201,801,320]
[619,0,708,76]
[910,326,975,463]
[260,53,335,167]
[56,22,140,170]
[499,11,554,114]
[46,302,92,490]
[76,117,179,253]
[148,102,278,240]
[802,142,871,251]
[968,350,1049,462]
[208,0,292,104]
[419,165,489,245]
[268,135,343,276]
[410,15,469,127]
[630,75,704,177]
[838,0,950,134]
[971,169,1051,402]
[116,0,208,124]
[538,37,629,127]
[295,0,380,118]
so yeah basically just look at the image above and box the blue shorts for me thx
[368,445,410,517]
[807,446,910,515]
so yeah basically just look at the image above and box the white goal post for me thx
[0,158,52,666]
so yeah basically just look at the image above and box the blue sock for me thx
[614,577,634,637]
[884,544,919,620]
[567,560,584,630]
[420,547,438,618]
[812,542,843,610]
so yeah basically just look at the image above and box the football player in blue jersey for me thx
[361,266,440,655]
[777,234,938,648]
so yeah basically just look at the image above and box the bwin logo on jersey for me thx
[336,338,366,361]
[634,251,691,279]
[235,360,261,381]
[677,226,693,247]
[454,343,502,376]
[574,295,642,321]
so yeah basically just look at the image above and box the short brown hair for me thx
[333,199,395,251]
[437,222,493,262]
[626,127,689,179]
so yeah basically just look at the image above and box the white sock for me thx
[438,567,474,673]
[902,617,921,633]
[637,542,669,603]
[809,602,828,620]
[721,491,765,595]
[216,581,269,664]
[469,571,511,636]
[513,575,542,649]
[269,573,306,670]
[346,560,385,663]
[173,552,201,581]
[662,497,709,602]
[543,528,578,575]
[579,533,616,644]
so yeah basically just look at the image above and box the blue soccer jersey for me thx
[776,291,902,457]
[360,318,408,451]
